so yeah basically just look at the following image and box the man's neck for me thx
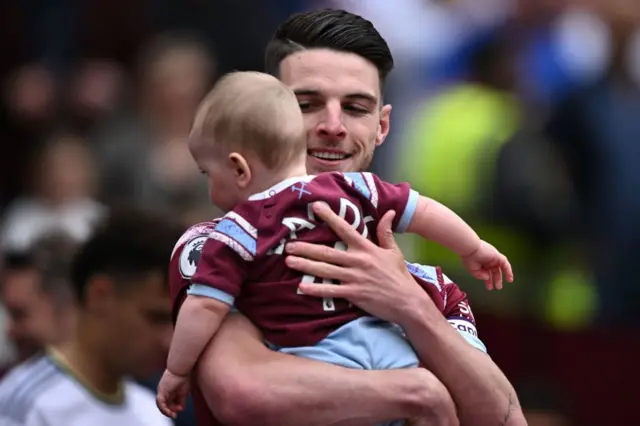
[53,324,123,398]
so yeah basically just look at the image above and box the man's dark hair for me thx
[70,207,184,303]
[265,9,394,89]
[2,232,80,309]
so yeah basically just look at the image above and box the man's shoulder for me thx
[405,262,466,301]
[405,261,487,353]
[0,354,65,423]
[124,379,157,400]
[0,353,63,396]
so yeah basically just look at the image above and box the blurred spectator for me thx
[91,32,217,225]
[67,59,127,131]
[0,132,104,252]
[149,0,287,74]
[546,0,640,326]
[4,64,57,125]
[0,208,178,425]
[394,29,525,302]
[0,232,79,376]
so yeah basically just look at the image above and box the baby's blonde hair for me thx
[191,71,306,169]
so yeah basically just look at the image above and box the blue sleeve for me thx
[187,284,235,306]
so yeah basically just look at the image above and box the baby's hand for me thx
[461,241,514,290]
[156,369,190,419]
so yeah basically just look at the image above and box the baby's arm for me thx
[406,196,513,288]
[348,172,512,289]
[406,196,481,258]
[158,217,247,418]
[167,294,231,377]
[167,215,251,375]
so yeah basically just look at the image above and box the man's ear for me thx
[228,152,252,189]
[83,275,116,316]
[376,104,392,146]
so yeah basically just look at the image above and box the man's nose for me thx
[159,325,173,353]
[6,320,22,343]
[316,100,346,139]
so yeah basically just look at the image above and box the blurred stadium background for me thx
[0,1,639,425]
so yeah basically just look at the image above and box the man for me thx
[0,209,179,426]
[169,9,526,426]
[0,233,79,373]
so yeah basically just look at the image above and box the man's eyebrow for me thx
[293,89,379,104]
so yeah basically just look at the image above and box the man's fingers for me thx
[286,255,352,282]
[298,282,353,299]
[285,241,352,265]
[312,202,371,247]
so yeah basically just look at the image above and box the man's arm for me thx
[195,312,458,426]
[288,203,526,426]
[401,291,523,426]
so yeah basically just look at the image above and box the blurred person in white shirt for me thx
[0,132,104,253]
[92,32,218,225]
[0,208,180,426]
[0,232,79,376]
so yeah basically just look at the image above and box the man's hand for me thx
[285,202,429,327]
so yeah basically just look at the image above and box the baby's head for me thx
[189,71,307,212]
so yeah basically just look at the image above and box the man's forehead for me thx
[279,49,381,101]
[114,271,169,300]
[3,269,40,292]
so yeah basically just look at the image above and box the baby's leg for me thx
[364,317,422,426]
[272,321,373,370]
[364,317,419,370]
[274,317,422,426]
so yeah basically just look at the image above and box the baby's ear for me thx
[228,152,252,188]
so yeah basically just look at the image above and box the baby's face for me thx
[193,149,242,213]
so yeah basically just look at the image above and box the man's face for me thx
[102,272,173,380]
[1,269,59,360]
[279,49,391,174]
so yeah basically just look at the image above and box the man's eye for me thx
[145,310,173,325]
[344,104,368,114]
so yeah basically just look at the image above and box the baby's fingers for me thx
[168,402,183,418]
[476,271,493,290]
[503,257,514,283]
[492,266,503,290]
[156,395,174,418]
[473,269,491,282]
[485,277,494,291]
[477,269,494,290]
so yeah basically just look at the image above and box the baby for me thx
[157,72,513,425]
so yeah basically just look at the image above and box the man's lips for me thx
[307,149,352,161]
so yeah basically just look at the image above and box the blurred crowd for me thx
[0,0,639,425]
